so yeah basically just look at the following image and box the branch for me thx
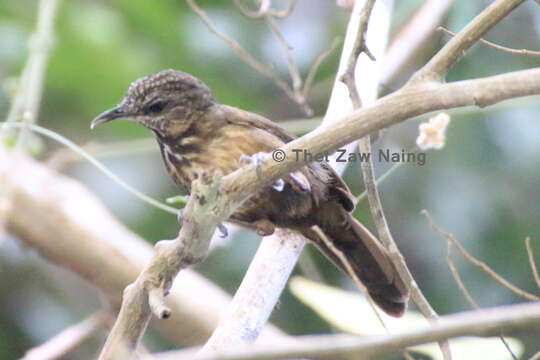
[422,210,539,301]
[438,26,540,57]
[22,312,110,360]
[98,172,233,359]
[412,0,526,81]
[154,302,540,360]
[340,0,451,358]
[199,229,306,354]
[525,237,540,289]
[188,0,313,114]
[421,210,519,359]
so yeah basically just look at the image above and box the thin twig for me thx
[264,13,312,115]
[303,37,341,99]
[187,0,303,109]
[422,210,539,301]
[441,224,518,360]
[22,311,111,360]
[438,26,540,58]
[412,0,526,81]
[525,237,540,289]
[339,0,377,105]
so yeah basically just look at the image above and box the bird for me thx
[91,69,409,317]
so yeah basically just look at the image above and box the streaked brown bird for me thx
[91,69,409,316]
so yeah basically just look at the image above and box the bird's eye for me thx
[147,101,167,114]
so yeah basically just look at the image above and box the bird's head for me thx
[91,69,215,136]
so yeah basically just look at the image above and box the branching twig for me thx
[0,145,287,346]
[187,0,294,101]
[422,210,539,301]
[412,0,526,82]
[339,0,377,104]
[422,210,518,359]
[188,0,313,114]
[98,172,229,359]
[438,26,540,58]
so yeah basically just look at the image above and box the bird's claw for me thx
[239,152,268,177]
[289,172,309,191]
[272,178,285,192]
[218,223,228,238]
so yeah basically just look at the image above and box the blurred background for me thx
[1,0,540,358]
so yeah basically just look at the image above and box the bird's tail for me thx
[301,214,409,317]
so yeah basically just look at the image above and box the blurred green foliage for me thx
[1,0,540,358]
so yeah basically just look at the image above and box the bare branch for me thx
[413,0,526,81]
[339,0,377,106]
[340,0,451,357]
[429,214,518,359]
[154,302,540,360]
[98,172,230,359]
[186,0,295,101]
[22,312,110,360]
[303,37,341,99]
[525,237,540,289]
[199,229,306,355]
[438,26,540,57]
[422,210,539,301]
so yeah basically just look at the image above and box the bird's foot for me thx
[239,152,268,176]
[239,152,285,192]
[272,178,285,192]
[252,218,275,237]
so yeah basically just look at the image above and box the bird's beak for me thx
[91,106,127,129]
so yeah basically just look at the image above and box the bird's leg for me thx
[239,152,285,192]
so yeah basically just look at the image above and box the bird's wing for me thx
[219,105,357,212]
